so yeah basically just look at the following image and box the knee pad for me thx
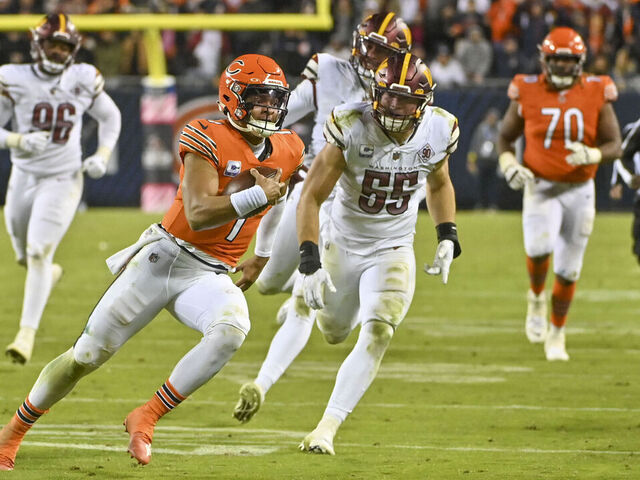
[204,323,245,353]
[73,333,114,367]
[362,320,395,347]
[26,241,54,263]
[369,291,408,327]
[316,310,350,345]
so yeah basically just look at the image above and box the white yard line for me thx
[2,397,638,413]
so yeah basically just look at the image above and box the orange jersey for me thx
[162,119,304,266]
[508,73,618,183]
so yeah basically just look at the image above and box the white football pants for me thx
[523,178,595,281]
[4,167,83,330]
[29,231,250,410]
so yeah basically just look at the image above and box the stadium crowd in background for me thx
[0,0,639,88]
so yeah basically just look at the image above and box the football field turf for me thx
[0,208,638,479]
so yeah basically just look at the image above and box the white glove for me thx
[293,268,336,310]
[424,239,454,284]
[82,146,111,179]
[6,131,50,154]
[499,151,534,190]
[565,142,602,166]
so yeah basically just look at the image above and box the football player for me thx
[0,54,304,471]
[0,14,121,364]
[233,11,412,423]
[609,118,640,263]
[497,27,622,361]
[244,53,461,454]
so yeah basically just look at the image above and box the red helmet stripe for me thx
[377,12,395,37]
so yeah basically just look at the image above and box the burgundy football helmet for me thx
[372,53,435,133]
[30,14,82,74]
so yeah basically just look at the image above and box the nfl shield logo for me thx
[224,161,242,177]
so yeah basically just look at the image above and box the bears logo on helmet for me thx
[30,14,82,75]
[539,27,586,90]
[218,55,290,138]
[350,12,412,81]
[372,53,435,133]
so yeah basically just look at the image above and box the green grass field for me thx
[0,209,638,479]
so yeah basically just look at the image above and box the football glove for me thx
[565,142,602,166]
[82,146,111,179]
[424,239,454,284]
[293,268,336,310]
[499,151,534,190]
[6,131,50,154]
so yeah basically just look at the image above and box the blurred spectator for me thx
[120,31,148,75]
[423,3,458,59]
[486,0,518,43]
[514,0,550,74]
[92,31,124,77]
[493,34,522,78]
[467,107,501,209]
[612,46,638,90]
[430,44,467,88]
[588,52,611,75]
[0,31,30,65]
[455,24,493,84]
[322,33,351,62]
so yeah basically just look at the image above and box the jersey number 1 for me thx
[541,107,584,149]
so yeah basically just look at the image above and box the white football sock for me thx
[30,348,98,409]
[324,321,393,422]
[169,324,245,396]
[20,255,54,330]
[255,297,315,393]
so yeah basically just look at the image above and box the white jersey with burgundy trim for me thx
[284,53,370,163]
[0,63,105,176]
[324,101,459,255]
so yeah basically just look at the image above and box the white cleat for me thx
[275,297,292,326]
[232,382,264,424]
[5,327,36,365]
[526,290,548,343]
[51,263,64,287]
[545,328,569,361]
[299,417,340,455]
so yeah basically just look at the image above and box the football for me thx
[222,166,279,218]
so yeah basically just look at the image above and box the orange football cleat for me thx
[123,406,156,465]
[0,418,28,471]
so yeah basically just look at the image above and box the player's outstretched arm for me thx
[424,158,461,284]
[294,143,344,309]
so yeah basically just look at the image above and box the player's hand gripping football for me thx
[293,269,336,310]
[251,168,286,205]
[424,239,454,284]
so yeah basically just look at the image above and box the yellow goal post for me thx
[0,0,333,81]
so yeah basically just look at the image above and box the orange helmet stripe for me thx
[399,52,411,85]
[58,13,66,32]
[377,12,395,37]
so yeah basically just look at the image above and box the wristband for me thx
[298,240,321,274]
[229,185,268,218]
[436,222,462,258]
